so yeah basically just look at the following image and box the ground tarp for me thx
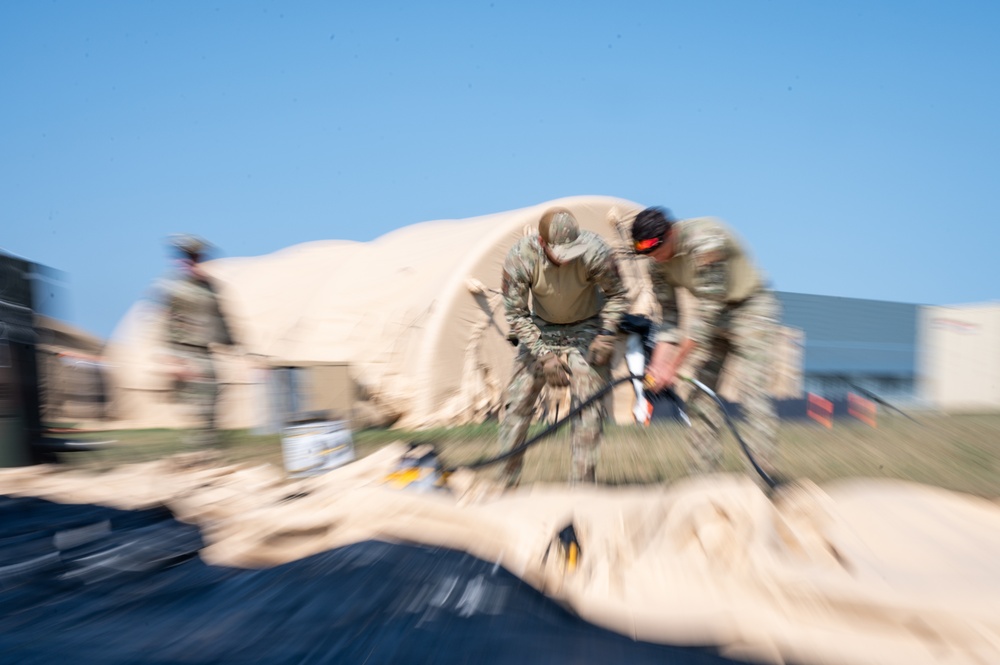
[0,494,741,665]
[2,451,999,665]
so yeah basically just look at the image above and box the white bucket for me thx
[281,420,355,477]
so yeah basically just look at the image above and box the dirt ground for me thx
[61,412,1000,498]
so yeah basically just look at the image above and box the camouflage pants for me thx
[685,291,779,479]
[173,347,220,449]
[498,318,609,486]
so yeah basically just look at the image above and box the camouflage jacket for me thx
[157,266,235,350]
[502,231,629,357]
[648,216,765,349]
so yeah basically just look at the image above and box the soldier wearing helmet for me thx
[498,207,629,486]
[157,234,236,450]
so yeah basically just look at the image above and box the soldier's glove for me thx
[587,330,616,367]
[539,352,571,387]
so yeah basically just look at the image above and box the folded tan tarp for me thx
[4,449,997,665]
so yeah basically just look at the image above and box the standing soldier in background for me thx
[499,207,629,487]
[630,207,779,479]
[158,234,236,450]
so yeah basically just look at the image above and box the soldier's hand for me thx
[539,352,571,387]
[645,342,679,393]
[587,332,616,367]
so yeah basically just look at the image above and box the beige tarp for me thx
[103,196,802,431]
[3,452,998,665]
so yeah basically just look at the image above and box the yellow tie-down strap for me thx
[382,466,450,490]
[543,522,582,573]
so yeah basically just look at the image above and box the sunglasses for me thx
[633,236,662,254]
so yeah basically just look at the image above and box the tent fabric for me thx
[102,196,802,431]
[0,494,742,665]
[103,196,653,430]
[3,453,999,665]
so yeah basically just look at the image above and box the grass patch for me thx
[57,413,1000,497]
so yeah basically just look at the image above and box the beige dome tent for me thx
[104,196,801,431]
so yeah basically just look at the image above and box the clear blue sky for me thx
[3,1,998,338]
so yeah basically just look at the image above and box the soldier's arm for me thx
[683,230,731,369]
[159,281,186,347]
[501,246,548,356]
[589,241,629,332]
[152,280,191,376]
[214,301,237,347]
[643,262,693,391]
[649,262,682,344]
[207,285,237,347]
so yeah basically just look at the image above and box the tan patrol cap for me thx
[538,208,587,263]
[168,233,211,256]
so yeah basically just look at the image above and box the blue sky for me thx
[3,1,998,338]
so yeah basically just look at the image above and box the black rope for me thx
[448,373,779,491]
[449,375,639,472]
[681,377,778,490]
[847,383,921,424]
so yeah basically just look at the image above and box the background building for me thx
[777,292,1000,413]
[919,303,1000,412]
[776,292,920,405]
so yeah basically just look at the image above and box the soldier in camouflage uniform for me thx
[157,234,236,449]
[630,207,779,478]
[499,208,629,486]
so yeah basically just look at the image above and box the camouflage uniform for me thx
[158,235,235,448]
[648,217,779,476]
[500,214,629,486]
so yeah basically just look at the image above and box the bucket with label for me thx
[281,418,355,477]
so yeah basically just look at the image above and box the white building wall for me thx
[918,303,1000,411]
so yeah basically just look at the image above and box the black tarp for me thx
[0,495,751,664]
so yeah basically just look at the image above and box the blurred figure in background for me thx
[630,207,779,479]
[499,207,629,487]
[157,234,236,450]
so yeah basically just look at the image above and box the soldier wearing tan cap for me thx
[498,208,630,486]
[157,234,236,450]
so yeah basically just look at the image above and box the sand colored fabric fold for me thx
[3,453,999,665]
